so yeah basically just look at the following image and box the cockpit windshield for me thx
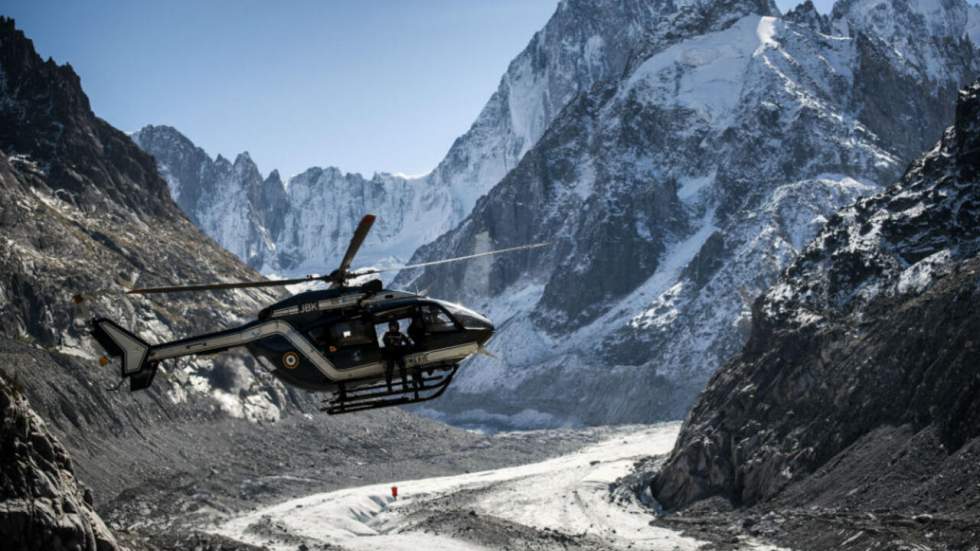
[433,299,492,330]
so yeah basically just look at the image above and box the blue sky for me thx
[5,0,827,178]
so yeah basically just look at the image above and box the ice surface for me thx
[626,16,770,130]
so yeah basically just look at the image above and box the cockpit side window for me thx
[419,304,457,333]
[433,299,491,330]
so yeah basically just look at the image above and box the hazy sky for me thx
[5,0,830,178]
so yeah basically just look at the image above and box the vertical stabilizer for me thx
[91,318,157,390]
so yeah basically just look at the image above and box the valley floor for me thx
[204,423,783,551]
[99,417,972,551]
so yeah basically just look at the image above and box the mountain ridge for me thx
[648,77,980,550]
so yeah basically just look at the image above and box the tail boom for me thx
[90,319,243,391]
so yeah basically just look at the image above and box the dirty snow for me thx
[209,423,723,550]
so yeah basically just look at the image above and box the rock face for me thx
[395,0,980,428]
[131,126,288,272]
[0,15,320,506]
[652,80,980,515]
[0,375,117,551]
[134,124,446,275]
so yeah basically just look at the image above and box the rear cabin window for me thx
[310,318,382,368]
[309,319,375,349]
[330,319,375,346]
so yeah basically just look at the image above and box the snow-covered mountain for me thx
[131,127,289,271]
[397,0,980,428]
[138,0,777,276]
[133,124,428,273]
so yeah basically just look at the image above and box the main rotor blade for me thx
[336,214,376,280]
[127,275,322,295]
[360,241,550,275]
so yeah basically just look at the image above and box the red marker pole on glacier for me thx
[391,485,398,500]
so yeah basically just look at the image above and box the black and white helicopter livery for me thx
[91,214,546,414]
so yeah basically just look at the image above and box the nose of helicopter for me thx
[434,299,494,346]
[459,307,494,345]
[468,317,494,346]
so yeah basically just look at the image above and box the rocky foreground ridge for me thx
[650,79,980,549]
[0,375,117,551]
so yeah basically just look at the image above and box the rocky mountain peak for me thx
[785,0,831,33]
[231,152,263,189]
[214,153,231,167]
[0,16,91,129]
[0,16,170,216]
[831,0,972,52]
[762,78,980,328]
[233,151,255,169]
[132,124,197,155]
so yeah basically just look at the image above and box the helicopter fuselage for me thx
[89,213,545,414]
[94,281,494,398]
[245,284,493,392]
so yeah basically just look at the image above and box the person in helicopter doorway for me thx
[382,320,415,392]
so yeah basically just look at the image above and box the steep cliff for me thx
[131,126,288,272]
[0,375,117,551]
[651,80,980,543]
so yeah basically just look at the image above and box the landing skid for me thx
[322,365,459,415]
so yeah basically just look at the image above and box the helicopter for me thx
[91,214,547,414]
